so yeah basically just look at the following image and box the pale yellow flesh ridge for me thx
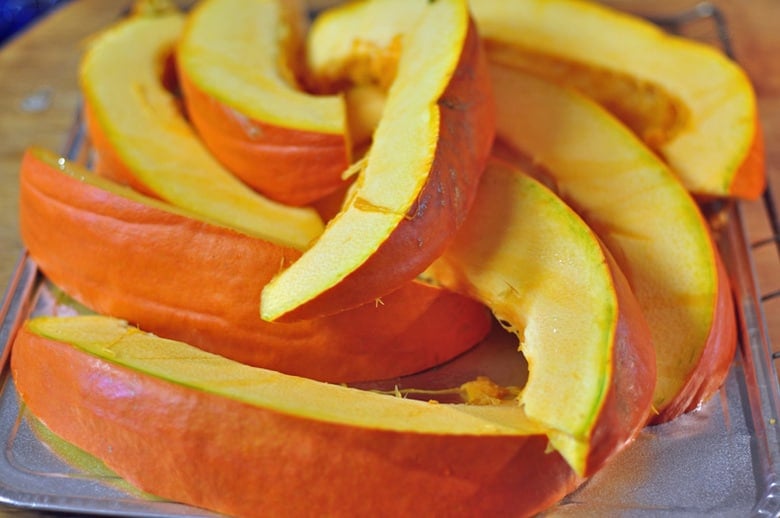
[80,14,324,250]
[469,0,758,196]
[260,0,468,320]
[491,66,717,411]
[27,315,542,436]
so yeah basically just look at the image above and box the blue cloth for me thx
[0,0,71,45]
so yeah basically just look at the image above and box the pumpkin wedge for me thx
[422,159,655,475]
[260,0,495,322]
[18,146,491,382]
[12,162,654,516]
[177,0,351,206]
[470,0,765,200]
[490,67,736,422]
[80,11,324,250]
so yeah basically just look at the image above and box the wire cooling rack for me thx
[1,2,780,517]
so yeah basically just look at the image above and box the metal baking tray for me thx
[2,3,780,516]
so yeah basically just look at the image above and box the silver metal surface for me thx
[1,3,779,516]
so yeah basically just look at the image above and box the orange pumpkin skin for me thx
[178,69,351,207]
[651,252,737,423]
[729,119,766,200]
[11,326,579,518]
[18,147,491,383]
[271,19,496,321]
[583,254,656,475]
